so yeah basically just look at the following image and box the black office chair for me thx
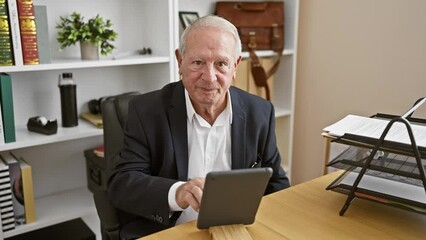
[93,92,140,240]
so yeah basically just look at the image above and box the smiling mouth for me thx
[199,87,217,92]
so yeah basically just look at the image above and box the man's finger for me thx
[187,185,203,211]
[176,178,205,210]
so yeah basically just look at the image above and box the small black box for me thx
[85,148,107,192]
[7,218,95,240]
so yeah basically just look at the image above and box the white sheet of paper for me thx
[323,115,426,148]
[341,171,426,204]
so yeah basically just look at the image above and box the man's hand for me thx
[175,178,205,212]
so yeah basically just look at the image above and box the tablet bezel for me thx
[196,167,273,229]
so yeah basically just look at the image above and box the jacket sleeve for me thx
[107,99,178,226]
[262,102,290,194]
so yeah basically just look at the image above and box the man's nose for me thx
[201,65,217,82]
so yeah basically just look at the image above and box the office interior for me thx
[2,0,426,239]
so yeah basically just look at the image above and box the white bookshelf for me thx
[0,0,175,239]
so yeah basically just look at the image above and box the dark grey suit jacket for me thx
[108,81,289,239]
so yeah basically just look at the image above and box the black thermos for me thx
[58,72,78,127]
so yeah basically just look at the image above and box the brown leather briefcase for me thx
[216,1,285,101]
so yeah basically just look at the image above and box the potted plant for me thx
[56,12,118,60]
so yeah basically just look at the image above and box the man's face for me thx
[176,27,241,109]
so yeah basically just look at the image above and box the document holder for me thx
[326,97,426,216]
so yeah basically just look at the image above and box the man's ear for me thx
[233,56,243,79]
[235,56,242,67]
[175,49,182,68]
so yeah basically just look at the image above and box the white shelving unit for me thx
[176,0,300,178]
[1,0,175,239]
[0,0,298,239]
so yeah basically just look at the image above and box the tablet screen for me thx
[197,167,273,229]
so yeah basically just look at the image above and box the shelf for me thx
[81,213,101,239]
[275,107,292,118]
[0,121,102,152]
[4,187,96,238]
[0,108,287,153]
[0,55,170,73]
[241,49,295,59]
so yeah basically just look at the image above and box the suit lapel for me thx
[230,88,248,169]
[168,82,189,180]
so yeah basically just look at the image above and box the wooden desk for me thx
[140,171,426,240]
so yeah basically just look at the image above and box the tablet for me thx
[196,167,273,229]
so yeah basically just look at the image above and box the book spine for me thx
[0,157,14,232]
[16,0,38,65]
[0,0,14,66]
[0,73,15,143]
[0,96,5,145]
[33,5,50,64]
[1,152,25,225]
[7,0,23,66]
[11,152,35,223]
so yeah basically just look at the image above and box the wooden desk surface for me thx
[140,171,426,240]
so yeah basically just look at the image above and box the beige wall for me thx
[292,0,426,184]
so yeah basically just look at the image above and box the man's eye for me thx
[217,62,228,68]
[193,61,203,65]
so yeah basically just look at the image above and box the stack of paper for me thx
[323,114,426,148]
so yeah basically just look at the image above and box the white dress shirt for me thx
[168,90,232,224]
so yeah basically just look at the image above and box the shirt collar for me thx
[185,89,233,124]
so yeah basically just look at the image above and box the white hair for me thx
[179,15,242,61]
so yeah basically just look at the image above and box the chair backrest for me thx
[93,92,139,240]
[102,92,139,176]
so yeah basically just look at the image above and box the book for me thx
[0,73,15,143]
[0,157,15,232]
[93,145,104,158]
[33,5,50,64]
[0,97,5,145]
[7,0,23,66]
[0,0,14,66]
[1,152,25,225]
[80,112,103,128]
[16,0,39,65]
[10,152,35,223]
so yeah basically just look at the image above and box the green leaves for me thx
[56,12,118,55]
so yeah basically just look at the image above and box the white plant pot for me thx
[80,40,100,60]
